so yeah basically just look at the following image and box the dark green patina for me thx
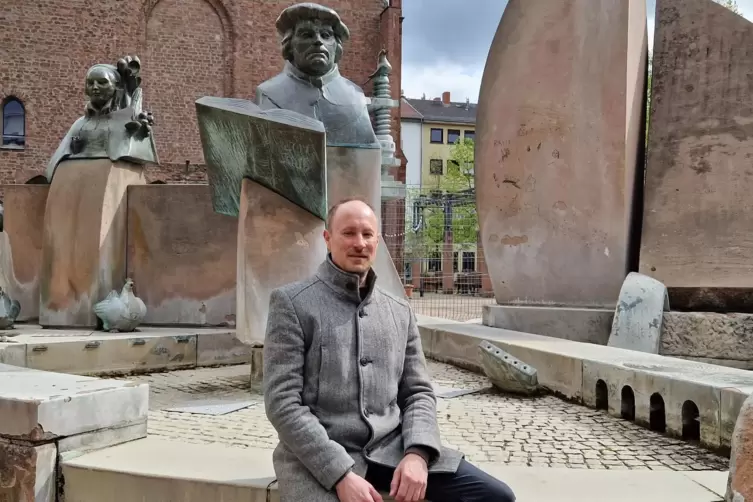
[196,96,327,219]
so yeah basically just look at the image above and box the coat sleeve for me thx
[397,309,442,460]
[263,288,355,490]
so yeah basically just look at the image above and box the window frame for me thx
[2,97,26,149]
[430,128,444,144]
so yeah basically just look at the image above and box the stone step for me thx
[0,324,249,375]
[416,315,753,454]
[60,436,727,501]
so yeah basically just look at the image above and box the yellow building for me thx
[401,91,476,188]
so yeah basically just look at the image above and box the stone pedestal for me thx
[326,145,405,299]
[127,185,237,326]
[0,363,148,502]
[40,159,146,328]
[640,0,753,313]
[236,146,406,345]
[474,0,647,337]
[0,185,49,322]
[236,179,327,345]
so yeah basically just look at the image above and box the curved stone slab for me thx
[475,0,648,307]
[608,272,670,353]
[640,0,753,312]
[728,392,753,501]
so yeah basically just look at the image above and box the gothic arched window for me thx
[2,97,25,148]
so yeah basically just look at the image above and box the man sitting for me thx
[264,197,516,502]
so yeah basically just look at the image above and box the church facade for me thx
[0,0,404,185]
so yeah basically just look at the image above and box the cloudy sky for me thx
[401,0,753,103]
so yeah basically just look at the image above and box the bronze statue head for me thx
[277,3,350,77]
[85,64,122,111]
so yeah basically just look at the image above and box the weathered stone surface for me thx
[608,272,669,353]
[661,312,753,364]
[127,185,237,326]
[482,304,613,344]
[640,0,753,312]
[478,340,538,395]
[475,0,648,308]
[236,179,328,345]
[40,159,146,328]
[0,440,56,502]
[0,185,48,322]
[727,392,753,501]
[0,364,148,440]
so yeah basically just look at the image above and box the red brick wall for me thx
[0,0,399,185]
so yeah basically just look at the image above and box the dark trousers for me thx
[366,459,516,502]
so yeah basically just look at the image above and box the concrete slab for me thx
[0,324,246,375]
[478,465,724,501]
[482,304,613,345]
[418,316,753,450]
[61,437,727,502]
[0,364,148,440]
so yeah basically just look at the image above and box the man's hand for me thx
[390,453,428,502]
[336,471,384,502]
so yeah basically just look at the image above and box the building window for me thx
[464,130,475,141]
[429,159,443,175]
[2,97,25,148]
[430,128,443,144]
[448,129,461,144]
[462,251,476,272]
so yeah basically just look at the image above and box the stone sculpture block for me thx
[641,0,753,312]
[196,96,327,219]
[478,340,538,395]
[236,178,328,345]
[475,0,648,308]
[608,272,670,354]
[0,440,56,502]
[126,185,237,326]
[0,185,48,322]
[40,159,146,328]
[661,312,753,369]
[727,392,753,501]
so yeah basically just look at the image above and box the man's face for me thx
[85,67,117,108]
[290,19,338,76]
[324,201,379,276]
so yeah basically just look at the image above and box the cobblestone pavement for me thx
[119,362,728,471]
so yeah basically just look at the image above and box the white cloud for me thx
[402,62,485,103]
[403,0,753,104]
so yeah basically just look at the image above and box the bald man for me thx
[263,198,516,502]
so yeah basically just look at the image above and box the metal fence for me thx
[381,184,495,322]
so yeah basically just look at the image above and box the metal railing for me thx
[382,184,495,322]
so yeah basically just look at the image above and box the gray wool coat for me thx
[263,256,463,501]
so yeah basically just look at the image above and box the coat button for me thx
[363,408,370,417]
[358,310,366,317]
[360,357,369,366]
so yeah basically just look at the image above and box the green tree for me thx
[714,0,740,13]
[408,138,478,254]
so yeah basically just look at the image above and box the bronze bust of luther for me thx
[255,3,378,147]
[45,55,159,182]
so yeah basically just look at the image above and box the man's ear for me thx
[323,229,331,250]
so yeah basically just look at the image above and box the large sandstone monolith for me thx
[640,0,753,313]
[727,392,753,501]
[476,0,648,340]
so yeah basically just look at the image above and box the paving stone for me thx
[114,361,730,471]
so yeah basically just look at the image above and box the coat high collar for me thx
[284,61,340,89]
[316,255,377,305]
